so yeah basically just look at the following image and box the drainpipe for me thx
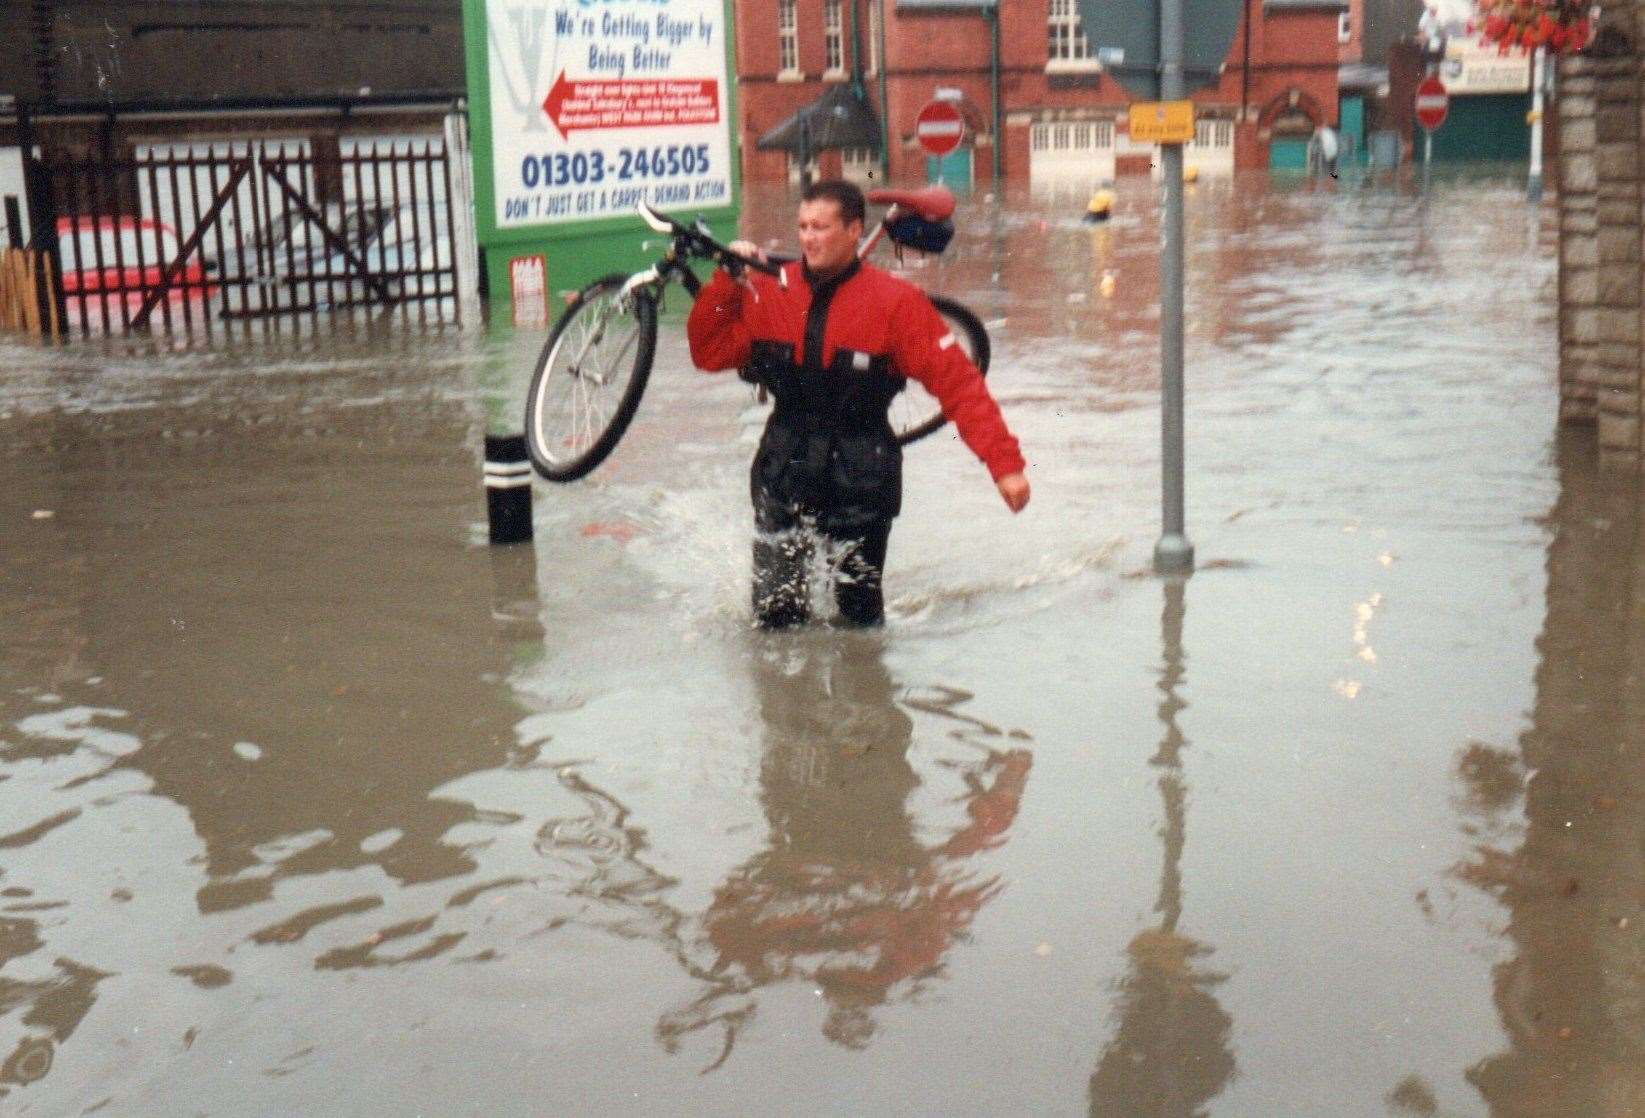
[876,0,890,178]
[1240,0,1252,122]
[989,2,1002,184]
[850,0,863,96]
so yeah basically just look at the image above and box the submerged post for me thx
[1153,0,1193,574]
[484,433,533,545]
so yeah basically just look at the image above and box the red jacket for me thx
[687,261,1025,482]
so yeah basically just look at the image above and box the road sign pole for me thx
[1153,0,1193,575]
[1414,76,1448,195]
[1080,0,1237,576]
[1528,46,1545,203]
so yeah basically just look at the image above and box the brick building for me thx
[732,0,1354,187]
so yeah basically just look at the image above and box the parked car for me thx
[201,200,447,313]
[317,202,447,271]
[315,200,453,306]
[206,201,392,282]
[55,216,210,295]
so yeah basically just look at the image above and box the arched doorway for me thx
[1257,89,1327,171]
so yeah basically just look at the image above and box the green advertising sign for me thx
[461,0,740,315]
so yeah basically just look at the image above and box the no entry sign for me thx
[1415,76,1449,131]
[915,100,964,158]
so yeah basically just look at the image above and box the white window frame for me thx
[841,146,879,184]
[1029,119,1114,153]
[779,0,801,80]
[867,0,880,76]
[1190,118,1233,149]
[1047,0,1098,72]
[1338,11,1352,42]
[824,0,846,78]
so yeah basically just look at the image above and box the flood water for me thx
[2,171,1636,1116]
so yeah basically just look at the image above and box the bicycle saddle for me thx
[865,186,955,223]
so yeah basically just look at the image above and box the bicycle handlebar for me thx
[637,201,783,279]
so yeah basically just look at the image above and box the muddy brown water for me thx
[1,172,1636,1116]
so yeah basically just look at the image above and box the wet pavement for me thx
[0,171,1637,1116]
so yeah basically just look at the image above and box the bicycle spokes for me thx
[525,276,657,480]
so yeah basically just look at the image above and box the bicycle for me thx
[523,186,990,483]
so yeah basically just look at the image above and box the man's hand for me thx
[996,472,1030,513]
[727,240,766,265]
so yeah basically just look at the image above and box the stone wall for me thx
[1558,17,1645,464]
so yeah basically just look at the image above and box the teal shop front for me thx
[1420,93,1532,162]
[1269,139,1309,171]
[926,148,973,190]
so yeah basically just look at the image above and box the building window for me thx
[1048,0,1095,69]
[841,146,879,183]
[825,0,845,74]
[867,1,880,76]
[1031,120,1114,153]
[779,0,800,76]
[1338,11,1352,42]
[1192,119,1233,148]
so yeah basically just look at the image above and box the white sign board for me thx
[1440,36,1531,94]
[484,0,733,229]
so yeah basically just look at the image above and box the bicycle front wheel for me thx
[891,295,991,447]
[524,274,658,482]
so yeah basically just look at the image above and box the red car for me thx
[56,216,210,295]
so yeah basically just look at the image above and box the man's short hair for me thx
[801,179,866,226]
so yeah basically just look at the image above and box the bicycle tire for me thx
[892,295,991,447]
[524,274,658,482]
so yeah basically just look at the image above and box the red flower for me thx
[1472,0,1592,53]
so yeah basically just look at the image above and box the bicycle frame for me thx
[634,184,956,290]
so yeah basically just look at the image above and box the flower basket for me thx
[1471,0,1595,54]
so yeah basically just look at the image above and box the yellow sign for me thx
[1128,101,1195,144]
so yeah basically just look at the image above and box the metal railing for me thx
[33,138,460,337]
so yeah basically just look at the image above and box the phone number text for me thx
[520,143,711,190]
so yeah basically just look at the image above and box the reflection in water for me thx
[1091,578,1236,1117]
[0,957,107,1098]
[0,400,545,1100]
[1460,429,1645,1115]
[658,635,1032,1068]
[0,172,1566,1108]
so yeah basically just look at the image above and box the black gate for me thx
[35,139,460,337]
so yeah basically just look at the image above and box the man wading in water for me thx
[686,180,1029,629]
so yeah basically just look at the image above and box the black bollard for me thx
[484,433,533,545]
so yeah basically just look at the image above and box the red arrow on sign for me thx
[1415,75,1449,131]
[541,70,721,141]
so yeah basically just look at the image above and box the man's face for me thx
[797,198,862,275]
